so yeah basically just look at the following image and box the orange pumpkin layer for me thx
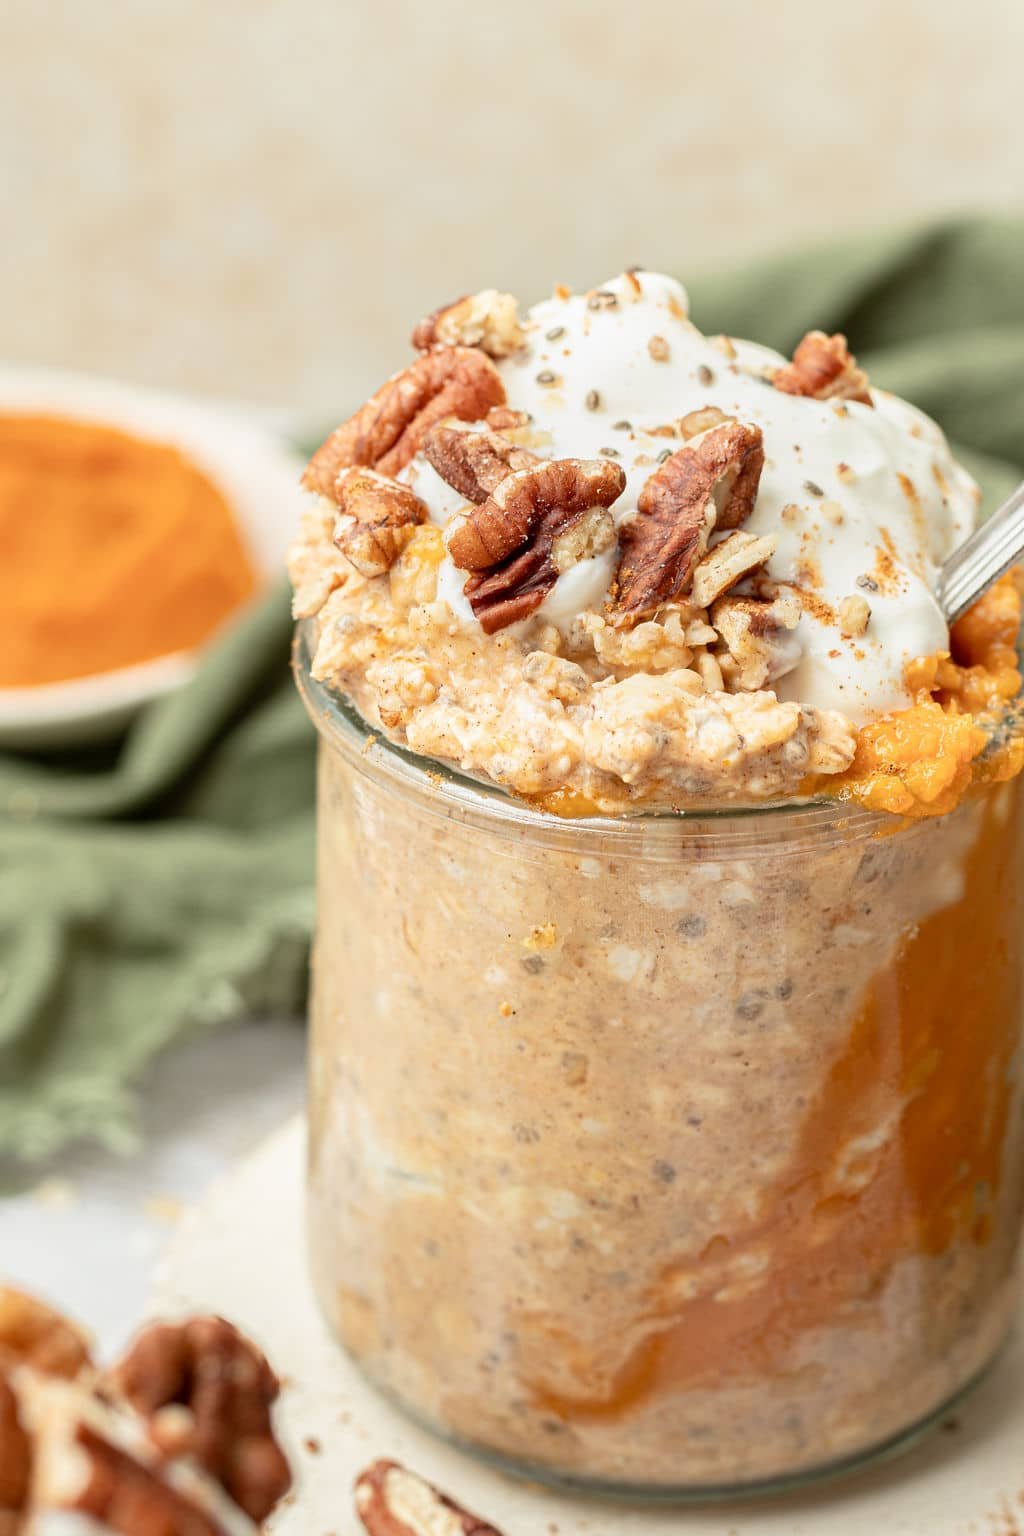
[823,571,1024,818]
[530,777,1024,1421]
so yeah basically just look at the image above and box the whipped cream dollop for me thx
[401,271,978,723]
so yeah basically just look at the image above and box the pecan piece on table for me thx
[449,458,626,634]
[424,424,539,504]
[0,1287,92,1381]
[0,1371,31,1523]
[303,347,506,502]
[333,467,429,577]
[69,1424,225,1536]
[412,290,525,358]
[772,330,872,406]
[108,1316,291,1524]
[609,421,764,626]
[355,1458,504,1536]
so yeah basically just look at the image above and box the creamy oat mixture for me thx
[306,730,1024,1487]
[290,271,980,811]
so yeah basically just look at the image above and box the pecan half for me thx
[423,425,538,503]
[69,1424,225,1536]
[449,458,626,634]
[609,422,764,626]
[0,1288,91,1381]
[355,1458,504,1536]
[450,459,625,572]
[690,530,777,608]
[109,1316,290,1523]
[334,467,429,577]
[412,290,525,358]
[772,330,872,406]
[0,1372,30,1522]
[303,348,506,501]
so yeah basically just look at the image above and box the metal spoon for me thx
[936,480,1024,625]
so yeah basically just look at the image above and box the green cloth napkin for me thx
[1,213,1022,1165]
[0,586,316,1163]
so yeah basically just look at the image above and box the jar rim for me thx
[292,622,915,850]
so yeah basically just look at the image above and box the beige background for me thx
[2,0,1021,416]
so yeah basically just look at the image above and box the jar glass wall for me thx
[296,631,1024,1498]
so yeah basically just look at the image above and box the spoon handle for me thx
[936,480,1024,626]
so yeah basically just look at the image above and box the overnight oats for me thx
[290,272,1024,1495]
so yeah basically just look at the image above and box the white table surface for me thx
[0,1018,306,1356]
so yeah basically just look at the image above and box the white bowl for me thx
[0,366,306,749]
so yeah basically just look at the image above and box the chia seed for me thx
[677,913,706,938]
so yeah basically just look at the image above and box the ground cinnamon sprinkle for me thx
[0,414,256,686]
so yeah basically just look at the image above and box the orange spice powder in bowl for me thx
[0,367,304,748]
[0,414,257,688]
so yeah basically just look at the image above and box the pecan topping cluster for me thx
[303,346,506,501]
[355,1457,504,1536]
[412,289,525,358]
[334,467,429,577]
[773,330,872,406]
[296,291,888,666]
[444,455,626,633]
[610,421,765,626]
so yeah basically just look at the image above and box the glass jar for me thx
[295,627,1024,1498]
